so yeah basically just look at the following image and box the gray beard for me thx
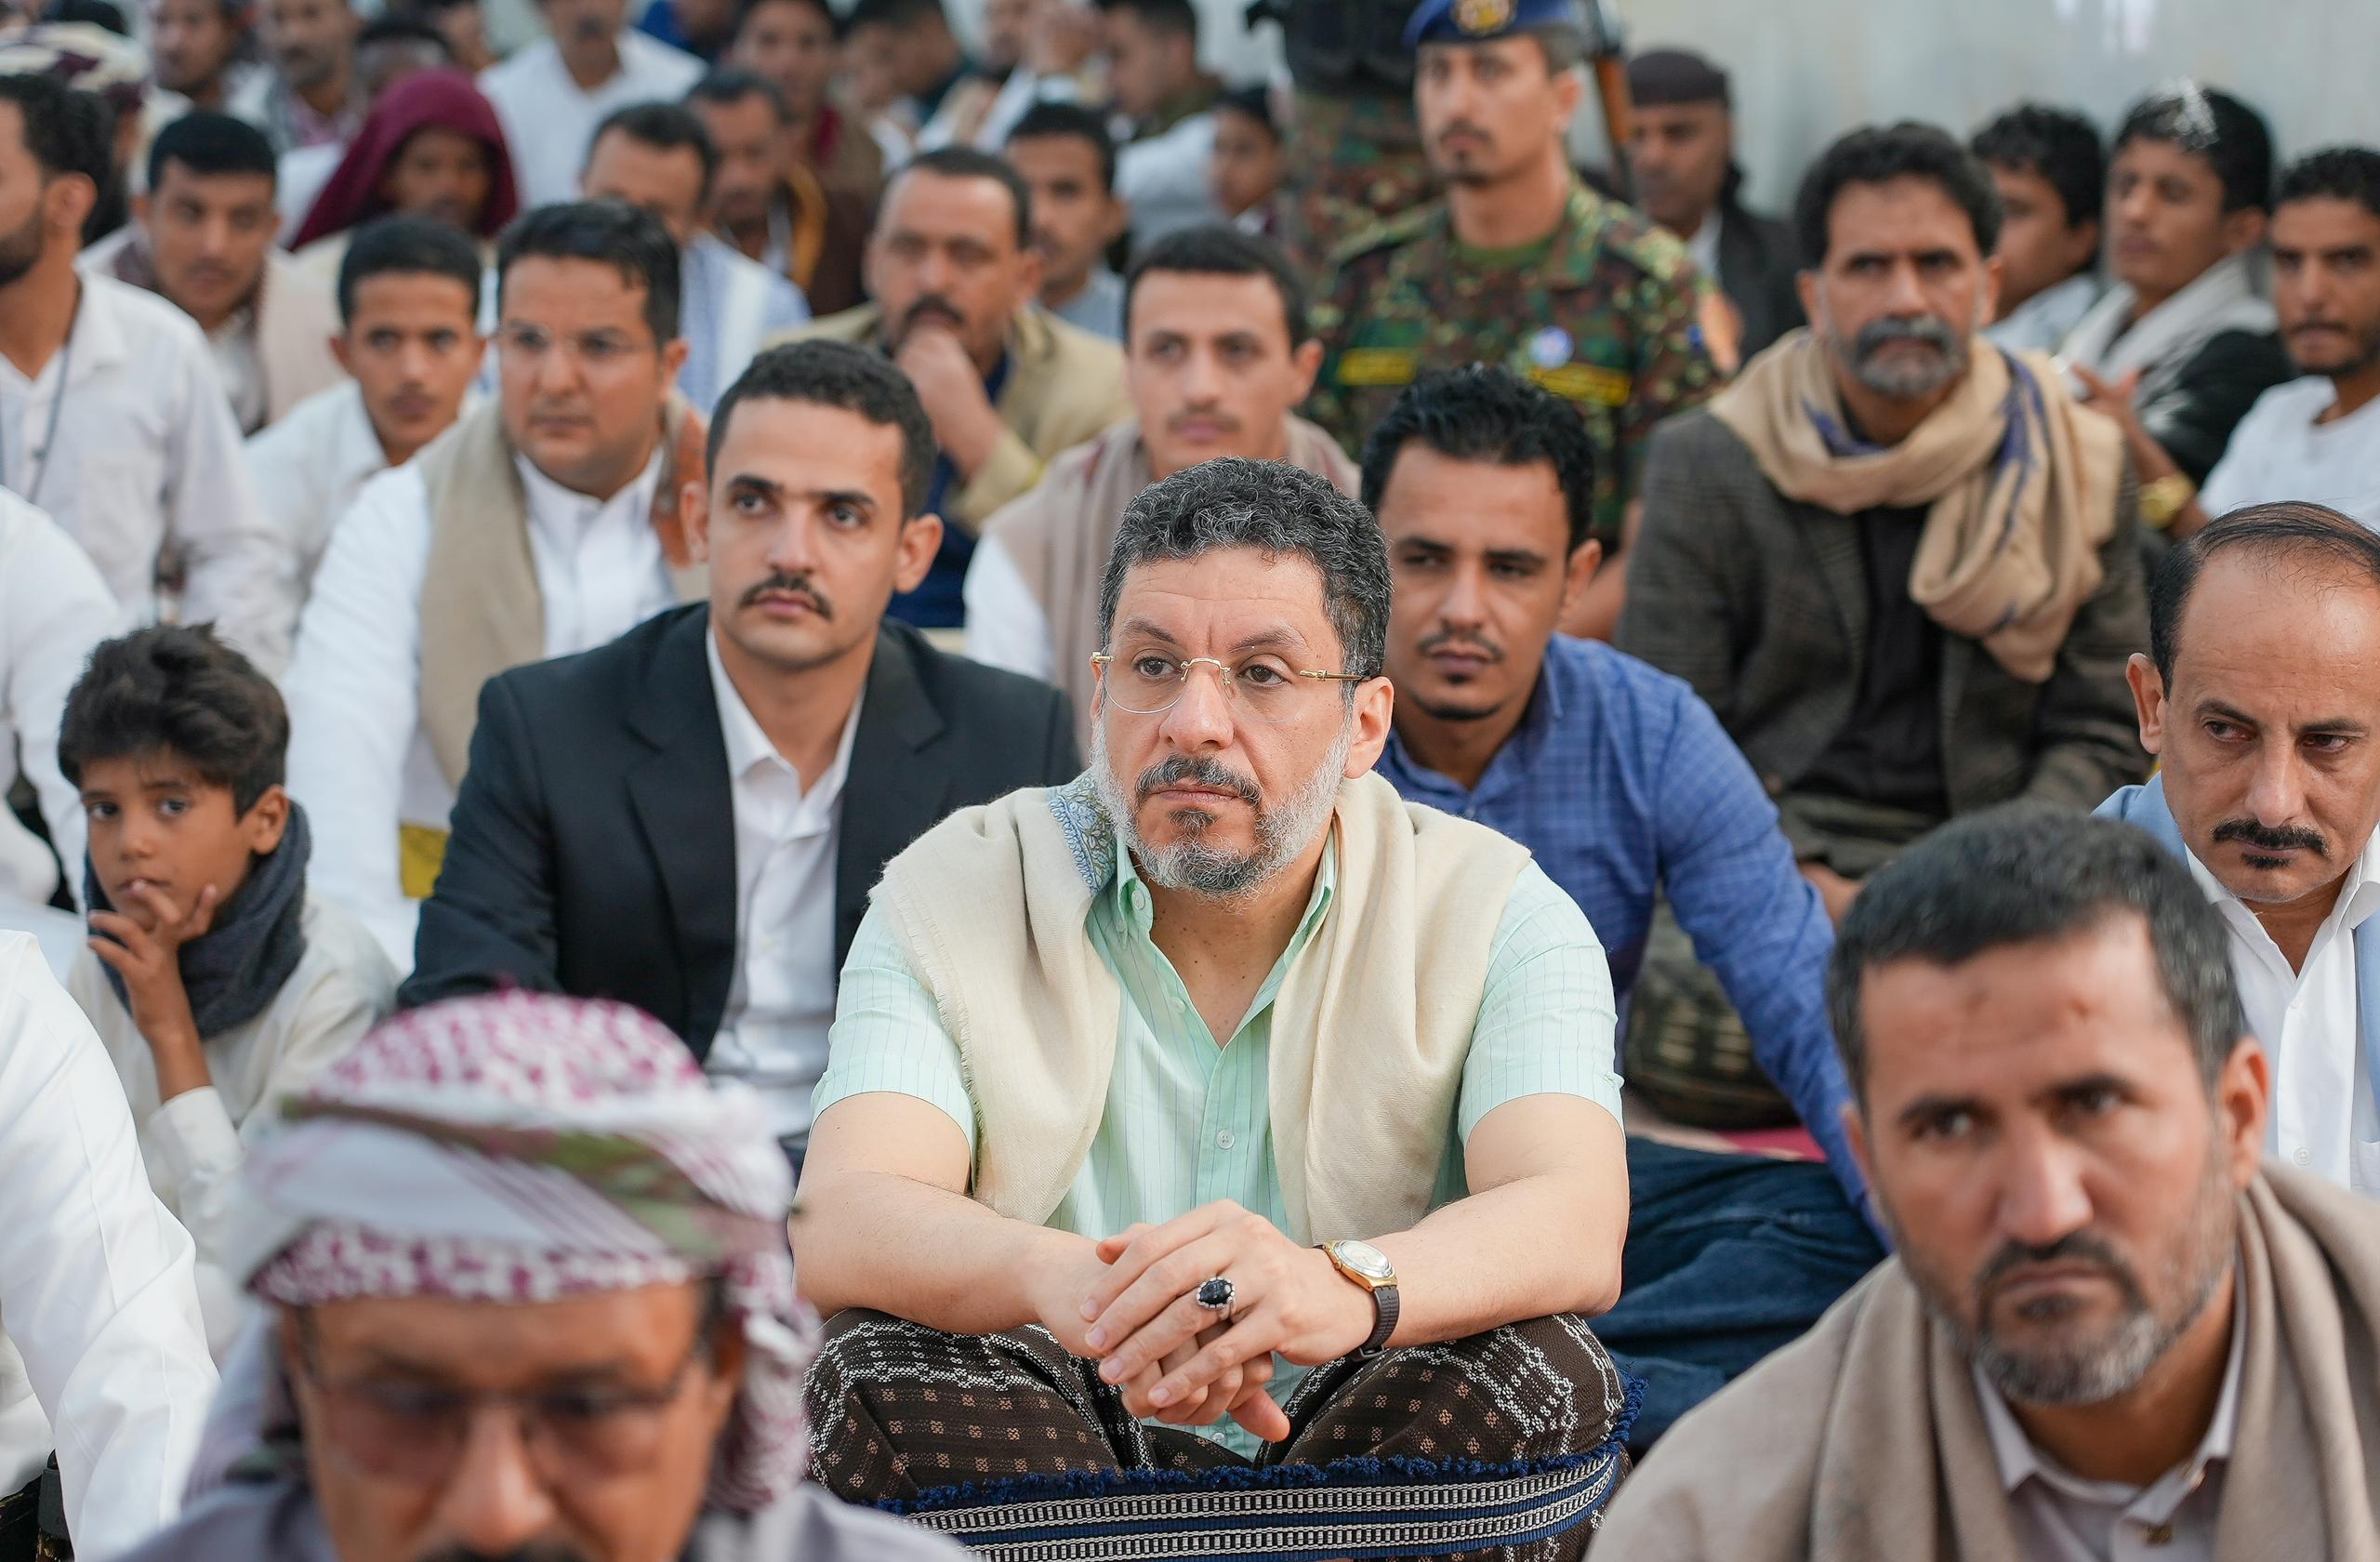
[1090,717,1350,902]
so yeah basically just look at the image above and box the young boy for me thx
[60,625,394,1355]
[1210,84,1284,239]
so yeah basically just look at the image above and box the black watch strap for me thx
[1357,1284,1400,1357]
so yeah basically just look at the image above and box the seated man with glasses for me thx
[797,458,1637,1560]
[284,200,713,974]
[119,989,967,1561]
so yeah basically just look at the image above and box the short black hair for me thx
[1358,366,1597,554]
[0,76,112,192]
[887,146,1032,249]
[1100,458,1391,681]
[48,0,130,35]
[146,110,278,193]
[409,0,479,15]
[1794,121,2003,269]
[59,626,289,815]
[707,340,938,517]
[336,214,484,325]
[496,200,681,343]
[844,0,946,33]
[1006,100,1116,193]
[1828,802,2246,1105]
[2113,84,2274,215]
[2276,144,2380,223]
[1970,103,2105,232]
[588,99,719,207]
[2148,500,2380,684]
[1215,82,1276,140]
[735,0,837,34]
[687,65,789,123]
[355,13,453,58]
[1097,0,1197,43]
[1122,223,1307,345]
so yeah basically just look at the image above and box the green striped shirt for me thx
[814,829,1621,1452]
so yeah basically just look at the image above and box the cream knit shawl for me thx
[870,770,1530,1243]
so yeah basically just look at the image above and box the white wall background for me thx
[948,0,2380,215]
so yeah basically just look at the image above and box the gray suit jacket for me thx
[1615,409,2149,852]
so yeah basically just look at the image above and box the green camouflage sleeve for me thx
[1616,266,1725,527]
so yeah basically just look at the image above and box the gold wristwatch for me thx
[1319,1239,1401,1357]
[2138,472,2197,531]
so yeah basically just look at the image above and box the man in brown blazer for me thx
[784,145,1131,628]
[1616,123,2149,1122]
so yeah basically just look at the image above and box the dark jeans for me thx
[1597,1136,1884,1450]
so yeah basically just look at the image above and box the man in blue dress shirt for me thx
[1368,365,1884,1444]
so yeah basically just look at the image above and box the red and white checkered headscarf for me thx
[228,992,812,1515]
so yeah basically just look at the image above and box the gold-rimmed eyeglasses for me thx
[1090,650,1365,724]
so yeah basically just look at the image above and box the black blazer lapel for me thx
[1795,504,1871,701]
[624,609,738,1057]
[834,625,953,968]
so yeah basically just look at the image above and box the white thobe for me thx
[479,32,706,208]
[0,495,113,905]
[284,445,675,972]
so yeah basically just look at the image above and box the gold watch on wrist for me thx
[2138,472,2198,532]
[1318,1239,1401,1357]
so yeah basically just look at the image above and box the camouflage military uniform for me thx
[1278,88,1434,280]
[1307,180,1721,546]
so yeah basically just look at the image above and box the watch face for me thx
[1334,1239,1393,1280]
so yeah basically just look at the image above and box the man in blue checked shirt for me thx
[1368,365,1885,1446]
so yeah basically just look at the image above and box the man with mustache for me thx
[476,0,703,207]
[284,202,708,972]
[788,146,1130,629]
[965,223,1354,744]
[1617,122,2147,1132]
[2099,503,2380,1199]
[113,990,973,1562]
[1306,0,1721,642]
[1600,803,2380,1558]
[403,342,1076,1160]
[230,0,363,152]
[1369,365,1882,1446]
[800,458,1637,1558]
[2189,149,2380,530]
[80,113,344,436]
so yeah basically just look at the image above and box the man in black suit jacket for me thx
[403,342,1080,1148]
[1624,48,1806,358]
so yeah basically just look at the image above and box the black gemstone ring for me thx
[1194,1276,1236,1312]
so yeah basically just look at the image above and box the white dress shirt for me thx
[701,629,861,1145]
[1683,210,1722,285]
[2198,377,2380,529]
[677,232,810,415]
[960,531,1055,683]
[68,893,395,1357]
[0,495,112,906]
[0,275,288,670]
[206,305,269,436]
[1977,1285,2242,1562]
[479,32,706,208]
[1116,109,1221,256]
[1987,271,2104,356]
[0,933,218,1558]
[2188,836,2380,1197]
[284,445,674,972]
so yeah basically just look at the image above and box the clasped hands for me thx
[1028,1200,1378,1443]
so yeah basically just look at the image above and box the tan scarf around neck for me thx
[868,770,1530,1244]
[416,397,708,788]
[1595,1164,2380,1560]
[1712,331,2125,683]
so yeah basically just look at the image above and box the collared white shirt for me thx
[1683,210,1722,285]
[207,305,269,436]
[701,628,861,1146]
[246,377,481,616]
[2188,835,2380,1197]
[677,232,811,416]
[1987,271,2104,355]
[0,933,218,1555]
[284,444,676,972]
[479,32,706,208]
[961,531,1055,683]
[0,494,112,906]
[1116,110,1221,256]
[1977,1284,2243,1562]
[2199,377,2380,529]
[0,274,288,670]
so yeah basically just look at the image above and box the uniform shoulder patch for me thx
[1599,207,1702,285]
[1328,199,1446,267]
